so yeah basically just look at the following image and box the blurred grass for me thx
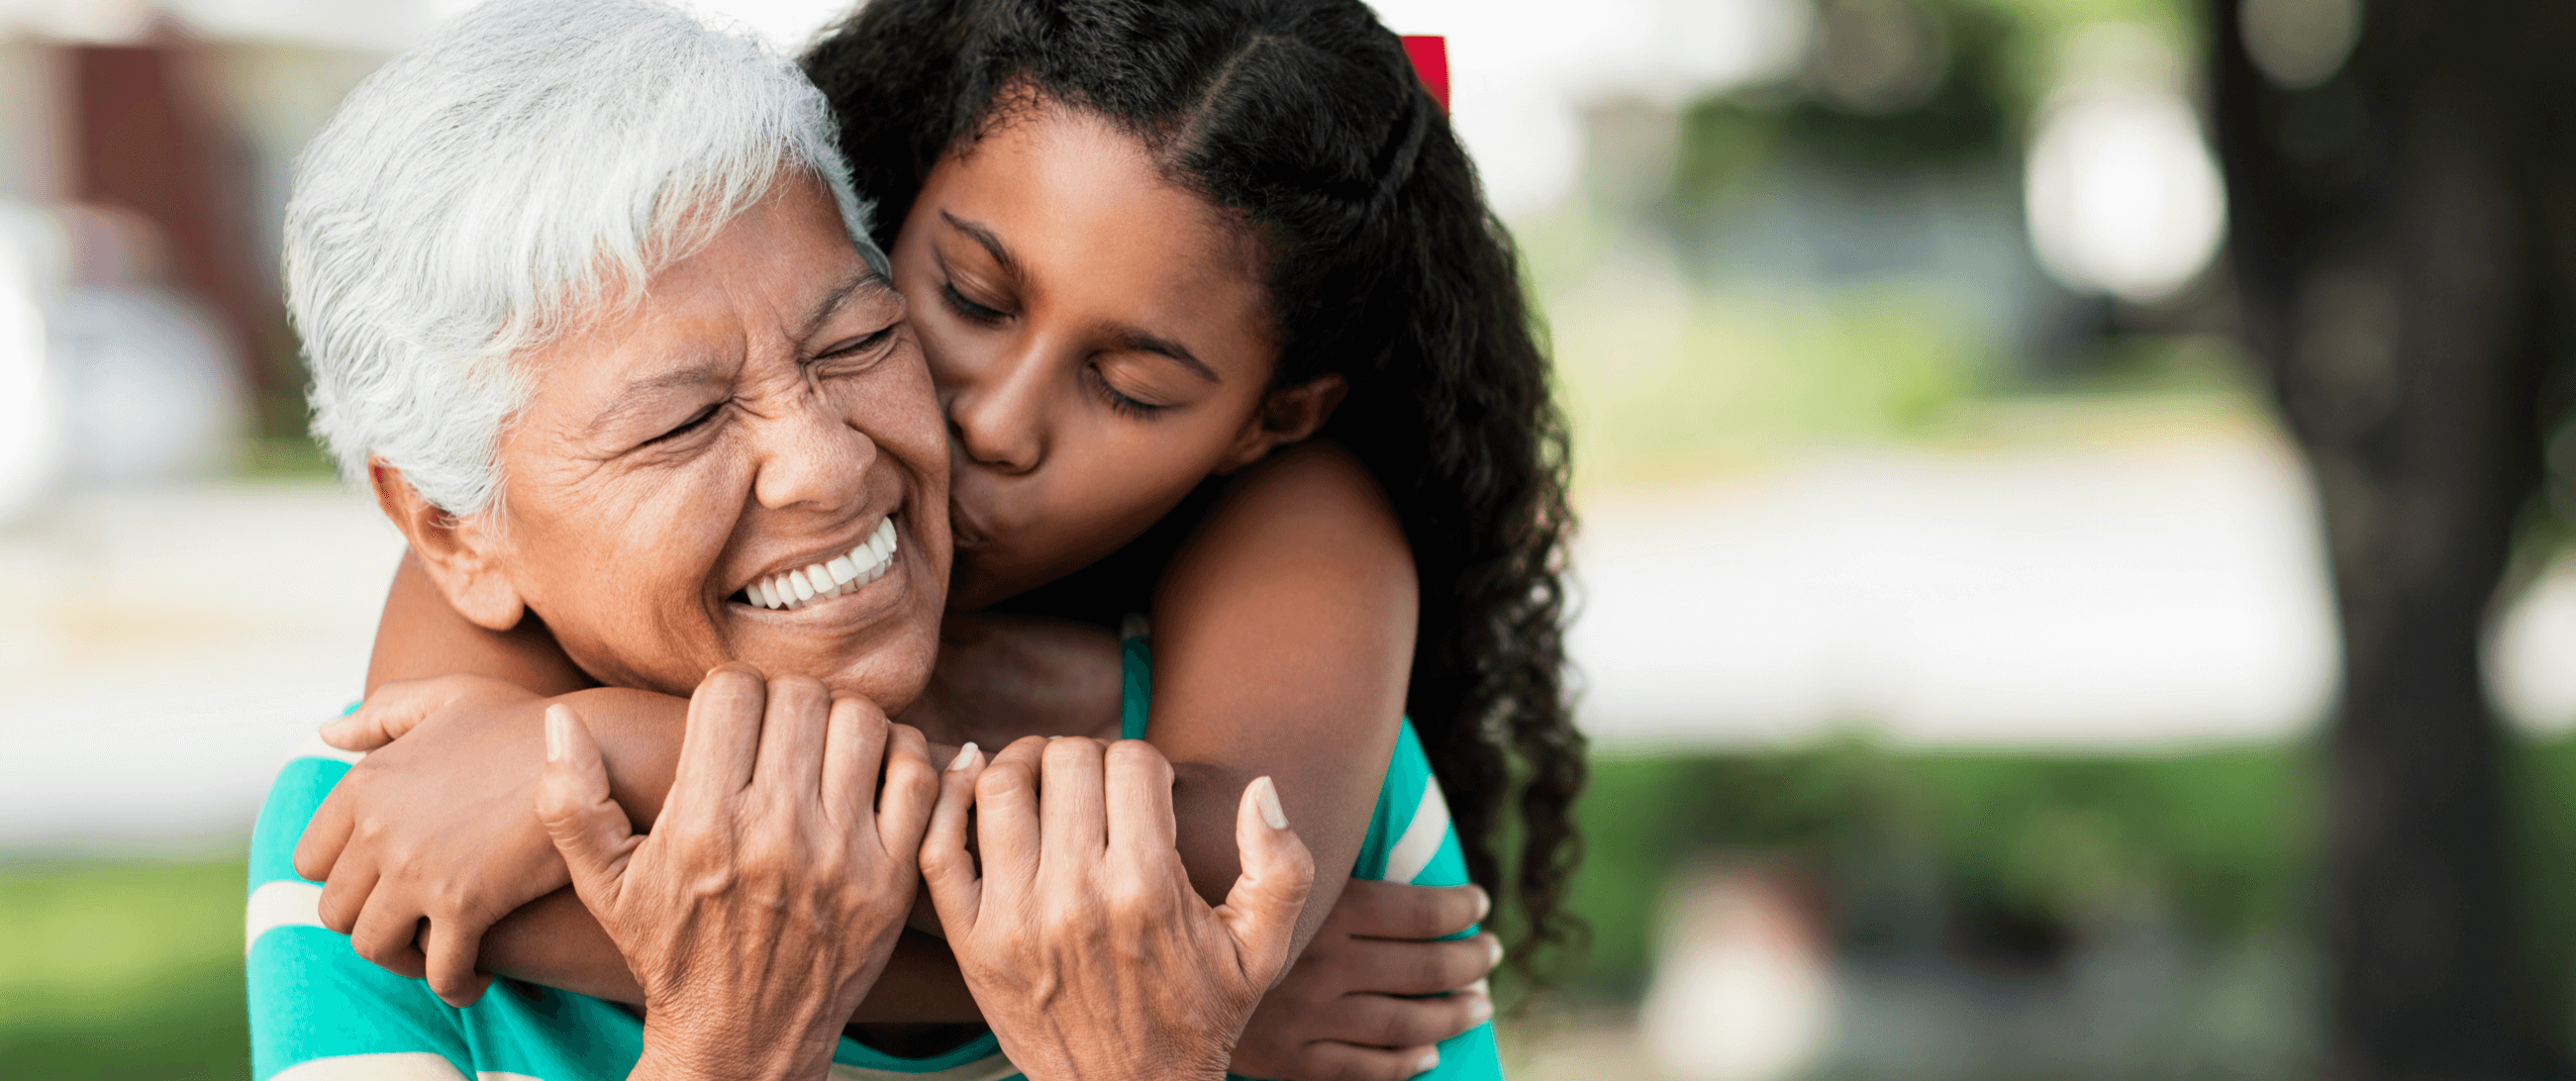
[29,737,2576,1077]
[0,855,248,1081]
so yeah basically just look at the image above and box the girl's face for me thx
[891,101,1321,610]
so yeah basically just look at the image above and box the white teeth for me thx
[744,515,901,612]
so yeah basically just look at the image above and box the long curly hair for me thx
[805,0,1586,980]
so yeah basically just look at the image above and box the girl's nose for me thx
[946,351,1046,475]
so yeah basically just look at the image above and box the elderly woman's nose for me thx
[947,349,1047,475]
[747,389,878,511]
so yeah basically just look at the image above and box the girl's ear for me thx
[367,459,530,632]
[1215,374,1349,475]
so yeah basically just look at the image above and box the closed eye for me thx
[647,401,724,444]
[816,323,900,362]
[941,282,1009,326]
[1084,365,1168,419]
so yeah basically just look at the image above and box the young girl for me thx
[300,0,1581,1074]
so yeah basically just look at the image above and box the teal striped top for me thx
[245,638,1502,1081]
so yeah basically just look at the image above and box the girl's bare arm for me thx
[1146,441,1419,955]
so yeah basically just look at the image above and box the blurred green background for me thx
[2,0,2521,1076]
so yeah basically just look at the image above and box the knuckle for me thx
[700,665,767,704]
[771,673,829,706]
[1103,871,1158,914]
[1106,739,1172,782]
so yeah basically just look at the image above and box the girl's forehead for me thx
[946,102,1264,274]
[920,106,1277,352]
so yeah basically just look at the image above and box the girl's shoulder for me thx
[1183,441,1411,579]
[1216,440,1390,520]
[1157,440,1416,647]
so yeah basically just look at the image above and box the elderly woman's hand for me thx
[537,664,938,1081]
[923,736,1314,1081]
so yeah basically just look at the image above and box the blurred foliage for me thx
[1566,739,2314,997]
[1518,0,2247,492]
[1547,283,1989,484]
[0,855,248,1080]
[1672,4,2018,211]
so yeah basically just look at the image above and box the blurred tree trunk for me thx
[2207,0,2576,1077]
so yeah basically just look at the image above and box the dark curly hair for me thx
[804,0,1586,981]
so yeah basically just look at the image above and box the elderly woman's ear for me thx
[369,458,529,633]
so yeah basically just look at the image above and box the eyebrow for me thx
[941,210,1219,384]
[941,211,1023,284]
[801,269,886,344]
[583,363,729,440]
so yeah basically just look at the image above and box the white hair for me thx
[288,0,881,515]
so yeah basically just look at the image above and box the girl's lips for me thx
[947,499,997,551]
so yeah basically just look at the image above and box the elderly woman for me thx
[247,3,1311,1079]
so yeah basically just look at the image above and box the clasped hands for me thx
[299,670,1502,1080]
[538,663,1313,1081]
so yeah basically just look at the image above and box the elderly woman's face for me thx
[458,175,950,707]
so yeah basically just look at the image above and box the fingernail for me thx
[950,741,979,771]
[1485,934,1505,967]
[1467,994,1493,1025]
[1471,885,1491,924]
[1253,775,1288,831]
[1415,1049,1439,1074]
[1469,978,1491,998]
[544,705,568,762]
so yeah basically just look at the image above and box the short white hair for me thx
[288,0,880,514]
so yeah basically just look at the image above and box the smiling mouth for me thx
[736,517,900,612]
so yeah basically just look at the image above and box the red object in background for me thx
[68,39,284,398]
[1402,35,1447,112]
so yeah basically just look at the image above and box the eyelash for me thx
[1084,365,1166,420]
[818,325,899,365]
[941,281,1008,327]
[941,276,1162,420]
[647,326,898,445]
[651,402,723,443]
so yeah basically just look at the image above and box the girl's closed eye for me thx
[1084,363,1168,419]
[942,281,1009,326]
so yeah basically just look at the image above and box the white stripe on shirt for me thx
[246,880,328,954]
[1384,782,1451,885]
[271,1053,471,1080]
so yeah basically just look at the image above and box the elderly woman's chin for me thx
[704,505,952,710]
[398,172,958,715]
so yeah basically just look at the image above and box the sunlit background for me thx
[4,0,2557,1077]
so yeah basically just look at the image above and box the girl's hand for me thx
[294,675,562,1006]
[537,665,938,1081]
[1231,881,1501,1081]
[924,737,1315,1081]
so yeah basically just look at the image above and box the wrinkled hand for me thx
[294,674,558,1006]
[1232,880,1500,1081]
[538,665,937,1081]
[924,737,1315,1081]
